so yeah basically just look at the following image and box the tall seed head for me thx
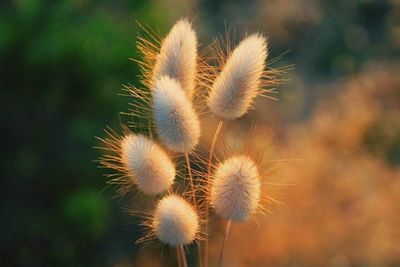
[210,155,261,222]
[153,19,197,99]
[152,76,201,153]
[121,134,176,195]
[208,34,268,119]
[152,194,199,246]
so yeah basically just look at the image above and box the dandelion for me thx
[152,19,197,99]
[208,34,268,120]
[152,75,200,153]
[120,134,176,195]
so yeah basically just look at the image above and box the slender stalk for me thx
[177,246,183,267]
[204,120,224,267]
[179,245,188,267]
[218,220,232,267]
[197,241,203,267]
[184,152,197,206]
[184,152,202,267]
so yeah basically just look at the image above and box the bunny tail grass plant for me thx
[210,155,261,222]
[202,33,283,267]
[134,19,203,265]
[210,155,261,266]
[98,18,287,267]
[152,75,201,153]
[152,194,200,246]
[120,134,176,195]
[138,18,202,206]
[208,34,269,120]
[153,194,200,267]
[152,19,197,100]
[136,194,202,267]
[152,75,201,230]
[98,128,175,196]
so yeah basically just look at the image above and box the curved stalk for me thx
[184,152,197,205]
[184,152,202,267]
[177,246,182,267]
[218,220,232,267]
[204,120,224,267]
[179,245,188,267]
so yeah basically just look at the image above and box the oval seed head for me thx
[152,76,201,153]
[152,194,199,246]
[121,134,176,195]
[210,155,261,222]
[208,34,268,119]
[153,19,197,99]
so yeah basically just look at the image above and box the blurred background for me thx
[1,0,399,266]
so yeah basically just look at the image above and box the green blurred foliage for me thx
[0,0,173,266]
[64,191,108,238]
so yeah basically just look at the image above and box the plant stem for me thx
[177,246,182,267]
[218,220,232,267]
[184,152,197,206]
[204,120,224,267]
[179,245,188,267]
[184,152,202,267]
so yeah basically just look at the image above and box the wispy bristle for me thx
[210,155,261,222]
[152,76,201,153]
[152,194,199,246]
[152,19,197,99]
[208,34,268,119]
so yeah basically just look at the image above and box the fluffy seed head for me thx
[208,34,268,119]
[210,155,261,222]
[152,76,201,153]
[152,195,199,246]
[121,134,176,195]
[152,19,197,99]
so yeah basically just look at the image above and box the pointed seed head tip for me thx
[152,19,197,99]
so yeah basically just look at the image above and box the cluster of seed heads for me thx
[99,18,282,266]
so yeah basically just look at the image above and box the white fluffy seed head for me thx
[120,134,176,195]
[152,195,199,246]
[208,34,268,119]
[152,19,197,99]
[152,76,201,153]
[210,155,261,222]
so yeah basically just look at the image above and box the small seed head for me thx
[152,194,199,246]
[152,76,201,153]
[210,155,261,222]
[208,34,268,119]
[152,19,197,99]
[121,134,176,195]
